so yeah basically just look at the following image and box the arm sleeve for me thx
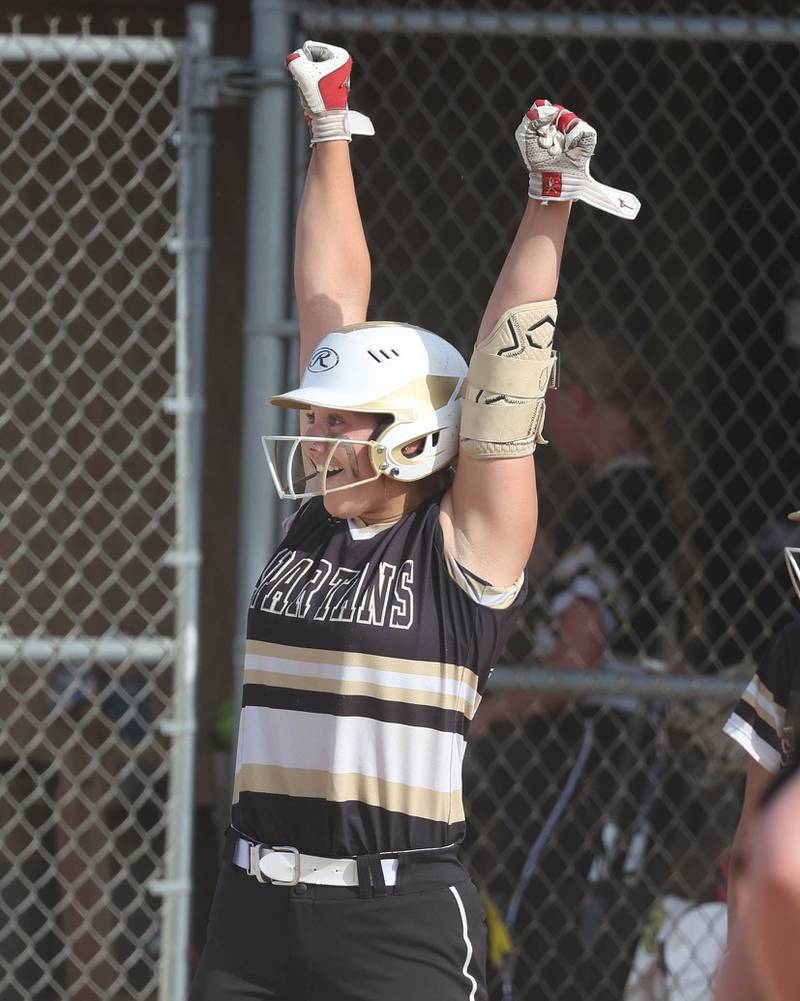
[723,621,800,774]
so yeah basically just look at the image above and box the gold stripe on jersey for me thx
[443,548,524,610]
[245,639,480,694]
[742,675,784,734]
[243,668,477,718]
[233,762,466,825]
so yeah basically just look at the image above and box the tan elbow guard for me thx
[460,300,558,458]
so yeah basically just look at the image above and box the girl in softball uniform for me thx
[190,38,638,1001]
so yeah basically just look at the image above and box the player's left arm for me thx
[442,100,639,585]
[440,195,567,586]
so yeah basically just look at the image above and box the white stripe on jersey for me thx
[236,705,466,794]
[723,714,781,774]
[740,676,784,733]
[244,651,480,709]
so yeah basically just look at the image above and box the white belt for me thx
[233,837,399,887]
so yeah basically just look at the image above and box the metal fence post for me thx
[0,20,182,999]
[155,6,213,1000]
[234,0,293,688]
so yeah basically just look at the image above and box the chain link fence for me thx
[0,24,180,1001]
[3,4,798,999]
[289,5,799,998]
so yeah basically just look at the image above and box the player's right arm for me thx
[716,770,800,1001]
[287,41,373,374]
[743,771,800,1001]
[726,756,774,938]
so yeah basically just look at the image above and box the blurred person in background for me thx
[473,329,681,711]
[618,512,800,999]
[468,332,682,1000]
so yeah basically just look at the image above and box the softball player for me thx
[189,39,639,1001]
[716,515,800,999]
[724,509,800,933]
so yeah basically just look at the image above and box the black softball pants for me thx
[189,841,488,1001]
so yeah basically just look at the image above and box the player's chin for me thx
[321,478,375,519]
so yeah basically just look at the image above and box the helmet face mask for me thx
[265,322,467,500]
[262,434,385,500]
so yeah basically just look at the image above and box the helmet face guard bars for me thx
[262,434,388,500]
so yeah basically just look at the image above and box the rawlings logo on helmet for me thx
[308,347,340,373]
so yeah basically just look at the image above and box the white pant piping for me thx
[449,885,478,1001]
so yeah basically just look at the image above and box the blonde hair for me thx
[558,328,681,501]
[560,327,699,661]
[559,327,655,445]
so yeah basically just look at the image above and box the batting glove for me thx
[516,99,640,220]
[286,40,375,145]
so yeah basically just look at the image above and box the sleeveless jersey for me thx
[232,495,526,857]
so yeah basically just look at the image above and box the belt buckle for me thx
[263,845,301,886]
[248,843,267,883]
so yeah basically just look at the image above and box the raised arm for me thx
[441,196,570,586]
[287,41,373,374]
[441,100,640,588]
[727,757,774,937]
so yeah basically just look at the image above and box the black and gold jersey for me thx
[232,495,526,857]
[724,618,800,774]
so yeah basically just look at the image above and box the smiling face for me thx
[263,404,442,522]
[299,406,399,521]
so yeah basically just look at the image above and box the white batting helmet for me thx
[264,322,466,498]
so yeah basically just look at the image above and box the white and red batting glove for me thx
[285,40,375,145]
[516,99,640,220]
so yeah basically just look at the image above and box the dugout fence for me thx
[2,2,798,999]
[0,9,214,1000]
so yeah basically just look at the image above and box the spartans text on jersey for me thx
[249,547,414,629]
